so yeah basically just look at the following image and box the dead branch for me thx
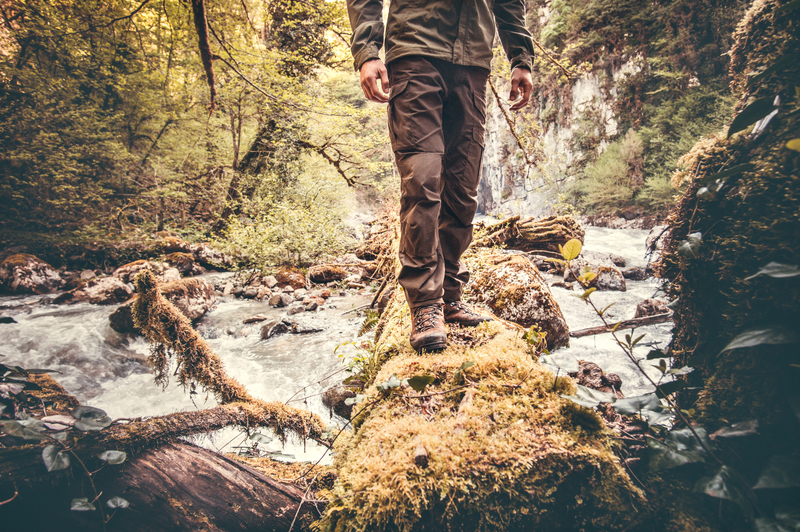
[569,313,674,338]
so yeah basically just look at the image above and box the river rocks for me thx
[621,266,648,280]
[243,314,269,324]
[275,266,306,290]
[109,278,216,334]
[0,254,63,294]
[287,306,304,316]
[468,254,569,349]
[569,361,624,399]
[322,385,356,419]
[280,294,294,307]
[264,275,278,288]
[242,287,259,299]
[308,264,348,283]
[261,319,290,339]
[55,276,133,305]
[634,298,670,318]
[164,252,206,276]
[113,260,180,284]
[565,259,627,292]
[157,237,231,270]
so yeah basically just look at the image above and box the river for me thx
[0,226,669,461]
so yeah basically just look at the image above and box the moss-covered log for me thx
[472,215,585,253]
[318,289,644,532]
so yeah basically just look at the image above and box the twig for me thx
[341,304,371,316]
[0,487,18,506]
[284,368,345,404]
[288,473,319,532]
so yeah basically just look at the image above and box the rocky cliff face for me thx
[478,57,643,218]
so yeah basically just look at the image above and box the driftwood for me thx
[0,441,317,531]
[569,312,673,338]
[472,214,584,253]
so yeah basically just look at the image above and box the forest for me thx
[0,0,798,531]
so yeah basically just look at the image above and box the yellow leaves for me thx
[559,238,582,261]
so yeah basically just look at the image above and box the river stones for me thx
[308,264,348,283]
[109,278,216,334]
[164,252,206,276]
[0,253,63,294]
[467,254,569,349]
[565,258,627,292]
[55,276,133,305]
[634,298,670,318]
[275,266,306,290]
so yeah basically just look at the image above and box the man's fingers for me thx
[379,67,390,99]
[509,77,520,104]
[359,59,390,103]
[509,81,532,111]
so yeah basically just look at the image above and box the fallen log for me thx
[0,441,318,531]
[472,214,584,253]
[318,288,645,532]
[569,312,673,338]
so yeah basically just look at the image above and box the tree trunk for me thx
[0,441,318,531]
[472,214,585,253]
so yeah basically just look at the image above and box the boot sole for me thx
[411,337,448,352]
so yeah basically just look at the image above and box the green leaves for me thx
[753,455,800,489]
[648,437,704,471]
[0,419,47,440]
[559,239,582,261]
[746,54,800,88]
[98,450,127,465]
[720,327,799,353]
[786,139,800,152]
[70,497,96,512]
[249,433,274,445]
[540,353,580,373]
[70,406,113,431]
[745,262,800,280]
[43,445,71,472]
[407,375,435,392]
[727,96,777,138]
[694,465,755,519]
[344,394,366,406]
[561,384,617,408]
[376,374,401,392]
[579,287,596,301]
[106,496,130,509]
[452,360,476,384]
[613,394,660,415]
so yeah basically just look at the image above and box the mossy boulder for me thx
[319,290,644,532]
[276,266,307,290]
[467,254,569,349]
[52,276,133,305]
[164,252,205,276]
[113,260,179,284]
[0,253,63,294]
[309,264,348,283]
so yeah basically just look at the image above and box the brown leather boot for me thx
[409,304,447,352]
[444,301,493,327]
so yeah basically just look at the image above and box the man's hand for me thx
[360,59,390,103]
[509,67,533,111]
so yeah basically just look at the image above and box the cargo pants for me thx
[387,56,489,309]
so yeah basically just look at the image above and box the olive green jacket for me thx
[346,0,535,73]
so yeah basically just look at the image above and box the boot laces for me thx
[447,301,479,317]
[413,305,443,333]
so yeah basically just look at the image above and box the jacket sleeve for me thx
[493,0,535,71]
[346,0,384,71]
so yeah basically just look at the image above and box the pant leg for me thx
[439,63,490,301]
[387,57,447,309]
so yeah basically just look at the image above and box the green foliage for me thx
[215,153,354,268]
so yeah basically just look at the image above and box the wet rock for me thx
[282,287,295,294]
[80,270,96,281]
[304,300,319,311]
[243,314,270,324]
[322,385,357,418]
[319,289,332,299]
[164,252,206,276]
[621,266,648,281]
[308,264,348,283]
[287,305,304,316]
[294,288,307,298]
[256,287,272,300]
[0,316,17,324]
[264,275,278,288]
[275,266,306,290]
[55,276,133,305]
[109,278,216,334]
[569,361,624,399]
[243,287,259,299]
[232,286,244,297]
[280,294,294,307]
[113,260,163,284]
[583,250,626,268]
[468,254,569,349]
[223,282,234,296]
[593,266,627,292]
[268,294,283,307]
[260,319,290,339]
[0,254,63,294]
[634,298,670,318]
[291,323,323,334]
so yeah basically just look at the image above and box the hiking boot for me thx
[444,300,493,327]
[410,304,447,352]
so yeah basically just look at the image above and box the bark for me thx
[472,214,585,253]
[0,441,318,531]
